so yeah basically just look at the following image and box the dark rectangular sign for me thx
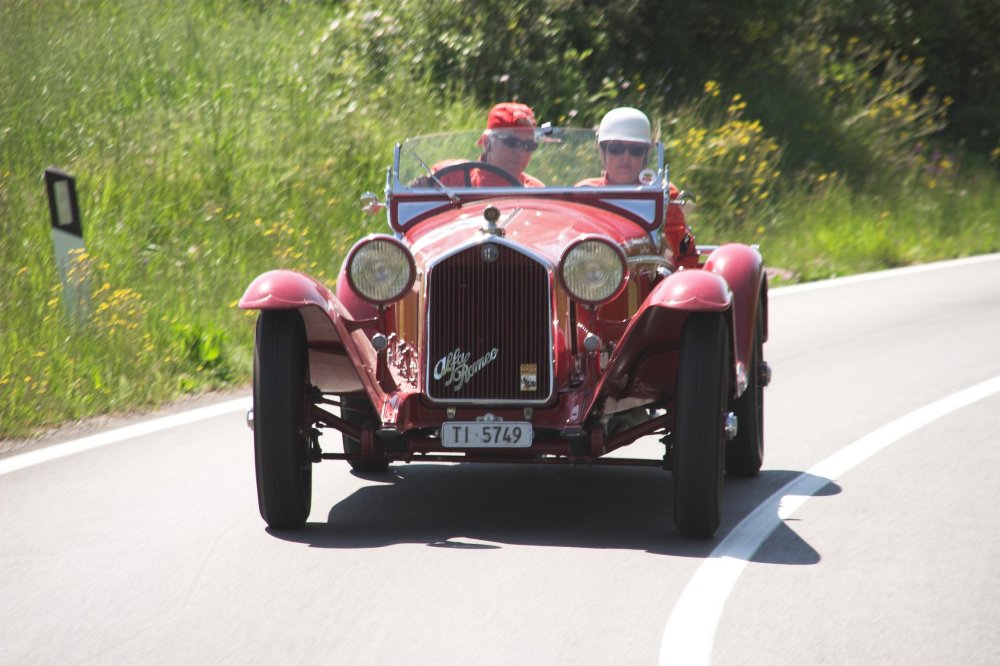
[44,167,83,238]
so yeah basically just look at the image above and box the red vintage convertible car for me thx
[240,126,770,538]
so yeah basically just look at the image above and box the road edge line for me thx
[0,397,251,476]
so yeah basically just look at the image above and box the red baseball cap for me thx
[479,102,537,147]
[486,102,537,130]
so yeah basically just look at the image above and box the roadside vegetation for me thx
[2,0,998,438]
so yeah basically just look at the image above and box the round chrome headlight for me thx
[559,238,627,305]
[346,236,416,304]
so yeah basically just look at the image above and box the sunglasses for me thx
[602,142,648,157]
[497,135,538,152]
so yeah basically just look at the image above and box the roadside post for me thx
[44,167,90,322]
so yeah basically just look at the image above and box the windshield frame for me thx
[383,127,672,235]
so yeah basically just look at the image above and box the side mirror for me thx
[360,192,384,214]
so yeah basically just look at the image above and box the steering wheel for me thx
[431,161,523,187]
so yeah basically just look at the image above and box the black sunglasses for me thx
[602,142,648,157]
[497,135,538,152]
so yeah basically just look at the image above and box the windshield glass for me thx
[393,127,665,191]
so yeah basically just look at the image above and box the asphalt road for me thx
[2,255,999,665]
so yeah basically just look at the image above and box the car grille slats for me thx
[427,243,551,402]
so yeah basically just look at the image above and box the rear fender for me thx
[702,244,766,395]
[240,270,379,397]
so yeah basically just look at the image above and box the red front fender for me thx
[584,243,764,417]
[581,268,732,419]
[239,269,334,311]
[652,266,732,312]
[240,269,377,396]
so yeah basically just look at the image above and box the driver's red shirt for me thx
[431,159,544,188]
[473,169,544,187]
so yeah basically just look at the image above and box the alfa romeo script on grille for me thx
[433,347,498,391]
[441,422,532,447]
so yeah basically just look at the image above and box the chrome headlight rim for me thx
[558,236,627,306]
[345,235,416,305]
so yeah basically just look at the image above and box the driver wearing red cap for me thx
[429,102,545,188]
[476,102,544,187]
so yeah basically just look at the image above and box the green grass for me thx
[760,166,1000,283]
[1,0,998,439]
[0,0,415,435]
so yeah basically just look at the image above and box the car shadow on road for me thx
[267,462,838,563]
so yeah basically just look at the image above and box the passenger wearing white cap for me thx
[576,107,653,186]
[578,107,696,263]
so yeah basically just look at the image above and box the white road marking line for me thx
[0,397,251,476]
[659,374,1000,665]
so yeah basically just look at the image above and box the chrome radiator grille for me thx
[426,243,552,403]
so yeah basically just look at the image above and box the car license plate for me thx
[441,422,532,448]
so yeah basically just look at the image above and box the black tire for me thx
[672,312,729,539]
[253,310,312,529]
[726,300,765,477]
[341,395,390,473]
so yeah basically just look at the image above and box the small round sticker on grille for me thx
[520,364,538,391]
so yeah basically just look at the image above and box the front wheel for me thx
[252,310,312,529]
[672,312,729,539]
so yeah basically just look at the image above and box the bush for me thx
[664,82,783,237]
[781,33,950,181]
[327,0,692,125]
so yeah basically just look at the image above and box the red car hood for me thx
[404,199,657,266]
